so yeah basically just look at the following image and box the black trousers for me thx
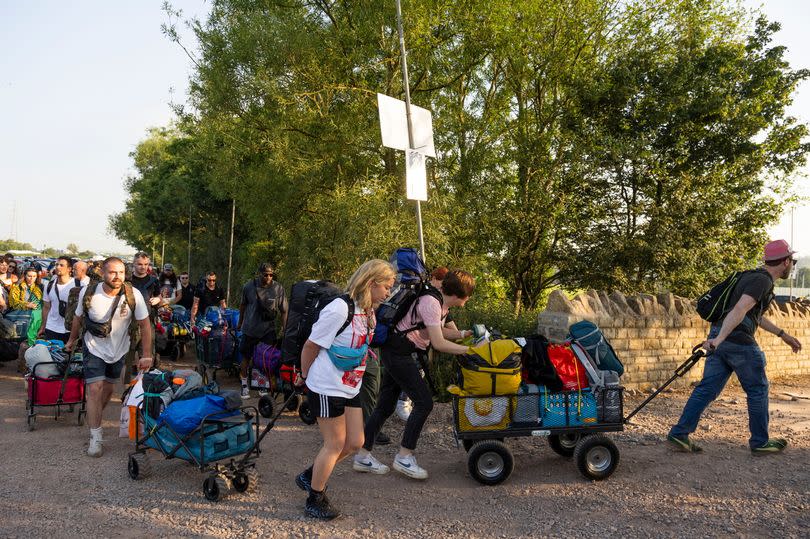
[363,336,433,451]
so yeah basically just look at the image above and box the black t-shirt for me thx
[721,268,774,345]
[195,285,226,315]
[178,284,195,310]
[130,274,160,299]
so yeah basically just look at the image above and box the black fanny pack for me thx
[58,300,68,318]
[85,292,124,338]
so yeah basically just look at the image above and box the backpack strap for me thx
[397,284,443,336]
[335,294,354,337]
[123,282,137,311]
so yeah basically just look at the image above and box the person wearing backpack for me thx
[668,240,803,455]
[355,269,475,481]
[37,256,80,343]
[294,259,395,520]
[65,257,152,458]
[124,252,162,382]
[236,263,288,399]
[393,266,470,422]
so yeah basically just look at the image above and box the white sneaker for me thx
[87,436,103,458]
[257,388,269,397]
[395,398,413,421]
[241,386,250,399]
[393,454,428,480]
[352,453,390,475]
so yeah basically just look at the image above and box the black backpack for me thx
[280,280,353,367]
[696,271,753,323]
[371,282,442,346]
[520,334,563,391]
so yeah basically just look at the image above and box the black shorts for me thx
[307,389,362,419]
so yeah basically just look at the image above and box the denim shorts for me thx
[83,350,125,384]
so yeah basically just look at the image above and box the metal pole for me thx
[226,199,236,305]
[161,239,165,268]
[187,207,192,276]
[396,0,426,263]
[790,207,794,299]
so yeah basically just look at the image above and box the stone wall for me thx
[537,290,810,390]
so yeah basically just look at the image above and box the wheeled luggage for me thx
[127,376,301,502]
[24,345,86,431]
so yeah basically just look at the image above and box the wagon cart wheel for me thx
[232,467,259,494]
[171,345,182,362]
[26,413,36,431]
[298,401,316,425]
[462,437,503,452]
[573,434,620,481]
[258,395,275,419]
[128,453,152,480]
[203,475,230,502]
[467,440,514,486]
[283,389,301,412]
[548,433,581,458]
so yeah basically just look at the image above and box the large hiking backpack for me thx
[280,280,353,367]
[64,275,101,331]
[451,339,522,396]
[695,270,752,323]
[371,247,435,346]
[568,320,624,376]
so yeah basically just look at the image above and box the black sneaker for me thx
[375,431,392,446]
[296,466,313,493]
[305,491,340,520]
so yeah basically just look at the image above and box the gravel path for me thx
[1,358,808,538]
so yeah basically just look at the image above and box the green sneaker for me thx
[752,439,788,455]
[667,434,703,453]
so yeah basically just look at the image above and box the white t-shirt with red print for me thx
[306,297,372,399]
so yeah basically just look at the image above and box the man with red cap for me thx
[668,239,802,455]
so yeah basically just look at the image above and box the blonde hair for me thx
[346,259,396,310]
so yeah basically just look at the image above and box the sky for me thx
[0,1,808,255]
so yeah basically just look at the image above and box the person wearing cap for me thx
[668,239,803,455]
[236,263,288,398]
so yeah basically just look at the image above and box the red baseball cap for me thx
[763,239,796,262]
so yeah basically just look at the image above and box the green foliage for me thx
[0,239,36,252]
[112,0,809,312]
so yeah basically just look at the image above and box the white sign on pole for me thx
[377,93,436,158]
[406,150,427,201]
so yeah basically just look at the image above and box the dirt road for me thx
[1,359,808,538]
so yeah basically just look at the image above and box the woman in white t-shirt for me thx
[295,259,395,520]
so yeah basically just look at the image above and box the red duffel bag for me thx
[547,344,588,390]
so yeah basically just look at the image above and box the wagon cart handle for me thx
[623,344,706,424]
